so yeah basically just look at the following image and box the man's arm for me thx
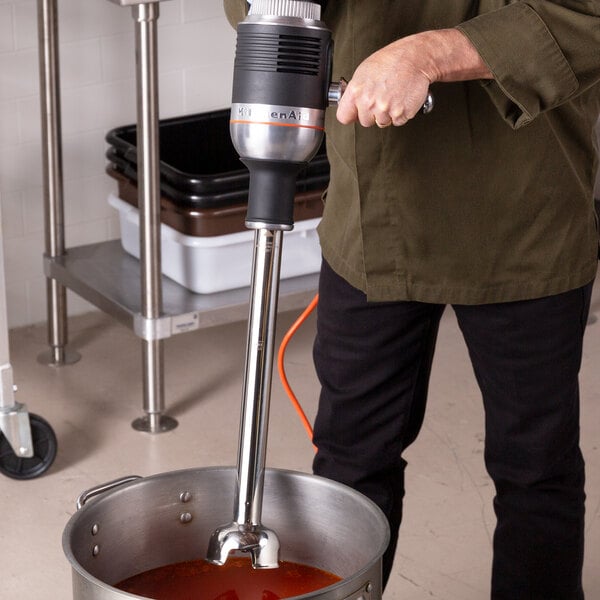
[337,28,492,128]
[340,1,600,129]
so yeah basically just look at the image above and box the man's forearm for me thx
[413,28,493,84]
[336,27,493,127]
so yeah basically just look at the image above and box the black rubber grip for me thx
[242,158,307,228]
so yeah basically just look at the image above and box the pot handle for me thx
[342,581,375,600]
[76,475,143,510]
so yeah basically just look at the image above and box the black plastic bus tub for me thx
[105,108,330,210]
[106,147,328,210]
[107,166,324,237]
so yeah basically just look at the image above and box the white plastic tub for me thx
[109,193,322,294]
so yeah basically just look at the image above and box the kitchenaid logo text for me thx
[236,106,312,122]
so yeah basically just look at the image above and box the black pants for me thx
[312,260,592,599]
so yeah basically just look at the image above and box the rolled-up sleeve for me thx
[457,1,600,128]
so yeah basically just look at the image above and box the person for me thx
[224,1,600,598]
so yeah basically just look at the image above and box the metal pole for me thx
[36,0,80,367]
[130,2,176,433]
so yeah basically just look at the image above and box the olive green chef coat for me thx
[224,0,600,304]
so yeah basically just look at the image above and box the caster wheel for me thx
[0,413,57,480]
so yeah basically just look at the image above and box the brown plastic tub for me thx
[107,167,324,237]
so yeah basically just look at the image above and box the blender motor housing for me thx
[230,0,333,229]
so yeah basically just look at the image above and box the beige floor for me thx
[1,280,599,599]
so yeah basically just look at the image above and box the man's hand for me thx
[337,28,493,128]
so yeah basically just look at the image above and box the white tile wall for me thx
[0,4,14,53]
[0,0,237,328]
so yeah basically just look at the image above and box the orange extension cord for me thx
[277,293,319,446]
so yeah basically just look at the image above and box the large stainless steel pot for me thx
[63,467,389,600]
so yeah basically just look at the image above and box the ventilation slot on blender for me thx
[235,33,322,75]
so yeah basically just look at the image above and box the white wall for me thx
[0,0,236,328]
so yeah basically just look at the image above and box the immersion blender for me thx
[206,0,432,569]
[206,0,339,569]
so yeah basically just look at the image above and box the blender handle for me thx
[76,475,142,510]
[328,77,434,114]
[327,78,348,105]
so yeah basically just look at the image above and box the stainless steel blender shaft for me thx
[206,228,283,569]
[236,228,283,527]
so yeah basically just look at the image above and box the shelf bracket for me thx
[133,311,201,341]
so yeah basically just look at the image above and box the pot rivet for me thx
[366,583,373,593]
[91,524,99,536]
[180,512,193,524]
[179,491,192,503]
[92,544,100,557]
